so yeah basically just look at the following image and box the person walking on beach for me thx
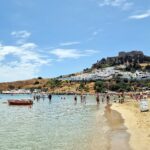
[118,94,121,103]
[120,92,125,103]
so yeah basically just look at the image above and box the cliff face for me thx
[92,51,150,69]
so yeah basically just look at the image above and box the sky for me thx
[0,0,150,82]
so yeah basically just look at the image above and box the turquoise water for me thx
[0,94,110,150]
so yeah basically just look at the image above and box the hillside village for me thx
[59,67,150,81]
[59,51,150,81]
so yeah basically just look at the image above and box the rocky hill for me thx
[91,51,150,69]
[0,78,49,91]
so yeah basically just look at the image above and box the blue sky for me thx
[0,0,150,82]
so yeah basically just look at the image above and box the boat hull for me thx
[8,100,33,105]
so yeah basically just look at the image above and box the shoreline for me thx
[111,100,150,150]
[105,104,131,150]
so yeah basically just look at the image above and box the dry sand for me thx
[112,98,150,150]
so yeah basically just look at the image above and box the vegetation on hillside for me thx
[46,79,62,90]
[94,78,150,93]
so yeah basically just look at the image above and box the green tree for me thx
[145,65,150,72]
[110,82,132,92]
[94,81,105,93]
[78,82,85,91]
[84,85,89,92]
[47,79,62,90]
[8,85,15,90]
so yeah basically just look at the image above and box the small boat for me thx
[8,99,33,106]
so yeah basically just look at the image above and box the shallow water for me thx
[105,105,131,150]
[0,94,111,150]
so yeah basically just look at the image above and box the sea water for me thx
[0,94,111,150]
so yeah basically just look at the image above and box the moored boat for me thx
[8,99,33,105]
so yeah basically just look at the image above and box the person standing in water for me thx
[74,94,77,104]
[48,94,52,102]
[80,94,83,103]
[96,93,100,104]
[83,95,86,104]
[106,94,110,104]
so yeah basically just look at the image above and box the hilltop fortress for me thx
[92,51,150,69]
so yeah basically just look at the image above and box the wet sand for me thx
[112,99,150,150]
[105,104,131,150]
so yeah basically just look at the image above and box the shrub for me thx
[34,81,40,85]
[94,81,105,93]
[47,79,62,89]
[8,85,15,90]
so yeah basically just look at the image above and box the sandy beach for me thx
[112,98,150,150]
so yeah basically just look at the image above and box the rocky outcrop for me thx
[92,50,150,69]
[118,51,144,58]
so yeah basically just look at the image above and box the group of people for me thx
[33,92,126,105]
[74,94,87,104]
[130,92,149,101]
[96,93,110,104]
[33,93,52,101]
[74,93,112,105]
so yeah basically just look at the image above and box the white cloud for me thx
[50,49,83,59]
[129,10,150,20]
[59,41,80,46]
[99,0,133,10]
[11,30,31,39]
[21,42,37,50]
[84,49,98,54]
[0,30,98,82]
[0,42,51,82]
[50,48,98,60]
[88,28,103,41]
[11,30,31,44]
